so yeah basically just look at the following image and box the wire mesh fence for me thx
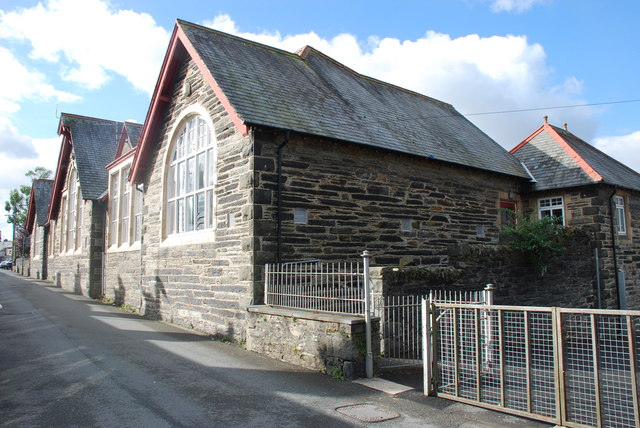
[427,303,640,427]
[264,260,366,315]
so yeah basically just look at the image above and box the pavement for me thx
[0,270,552,427]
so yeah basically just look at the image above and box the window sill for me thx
[107,242,141,253]
[161,229,216,248]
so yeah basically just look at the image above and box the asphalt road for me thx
[0,271,550,427]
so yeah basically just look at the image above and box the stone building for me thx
[26,179,54,279]
[511,117,640,309]
[118,20,531,338]
[47,113,123,298]
[104,122,143,306]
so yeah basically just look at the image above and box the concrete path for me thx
[0,271,551,427]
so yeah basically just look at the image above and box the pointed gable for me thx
[26,179,54,232]
[132,19,528,182]
[49,113,122,220]
[511,119,640,191]
[114,121,143,160]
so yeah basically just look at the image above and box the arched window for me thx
[166,115,216,236]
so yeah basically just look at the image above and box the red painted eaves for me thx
[131,21,249,184]
[544,123,603,183]
[175,23,248,136]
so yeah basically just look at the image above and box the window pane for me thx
[186,157,195,194]
[196,192,205,230]
[206,190,214,229]
[207,149,215,186]
[185,196,194,232]
[168,165,175,199]
[177,199,185,233]
[197,153,205,190]
[178,161,185,196]
[167,201,175,235]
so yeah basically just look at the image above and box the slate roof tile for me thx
[178,20,529,179]
[512,123,640,192]
[32,180,54,226]
[60,114,123,200]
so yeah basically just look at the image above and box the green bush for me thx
[500,214,572,277]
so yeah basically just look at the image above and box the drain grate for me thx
[335,403,400,423]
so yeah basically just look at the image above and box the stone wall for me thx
[247,306,379,379]
[121,55,255,337]
[372,231,600,309]
[29,220,48,280]
[48,199,98,296]
[253,128,524,268]
[522,184,640,309]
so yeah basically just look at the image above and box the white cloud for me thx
[0,117,38,158]
[0,0,170,95]
[594,131,640,173]
[0,47,79,115]
[0,133,60,240]
[204,14,596,148]
[489,0,550,13]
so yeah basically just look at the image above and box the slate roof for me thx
[59,113,123,200]
[135,20,528,180]
[33,180,54,226]
[511,121,640,192]
[124,122,142,148]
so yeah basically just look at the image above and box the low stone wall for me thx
[246,306,379,378]
[371,232,599,308]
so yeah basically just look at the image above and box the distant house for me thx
[511,117,640,309]
[47,113,123,297]
[0,241,12,262]
[25,179,54,279]
[106,19,532,337]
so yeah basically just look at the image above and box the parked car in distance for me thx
[0,260,12,270]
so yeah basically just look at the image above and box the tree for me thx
[4,167,53,262]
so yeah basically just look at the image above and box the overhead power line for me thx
[396,98,640,122]
[461,99,640,117]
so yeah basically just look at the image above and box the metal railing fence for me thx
[424,303,640,428]
[264,259,366,315]
[377,288,488,367]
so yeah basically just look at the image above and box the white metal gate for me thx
[423,302,640,427]
[377,289,487,367]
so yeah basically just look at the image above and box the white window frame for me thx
[614,195,627,235]
[108,162,141,251]
[163,109,217,246]
[538,196,565,225]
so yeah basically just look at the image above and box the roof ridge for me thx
[295,45,455,110]
[59,112,123,124]
[553,125,640,180]
[176,19,303,60]
[178,20,454,111]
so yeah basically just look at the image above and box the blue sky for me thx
[1,0,639,240]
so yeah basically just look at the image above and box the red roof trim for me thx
[130,21,248,183]
[131,27,182,183]
[510,124,545,154]
[25,182,37,232]
[46,124,72,225]
[176,24,249,136]
[544,123,603,183]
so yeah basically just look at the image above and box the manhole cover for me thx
[335,403,400,422]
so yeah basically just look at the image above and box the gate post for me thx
[362,250,373,379]
[422,297,435,395]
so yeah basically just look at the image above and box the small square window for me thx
[294,208,308,225]
[538,196,564,225]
